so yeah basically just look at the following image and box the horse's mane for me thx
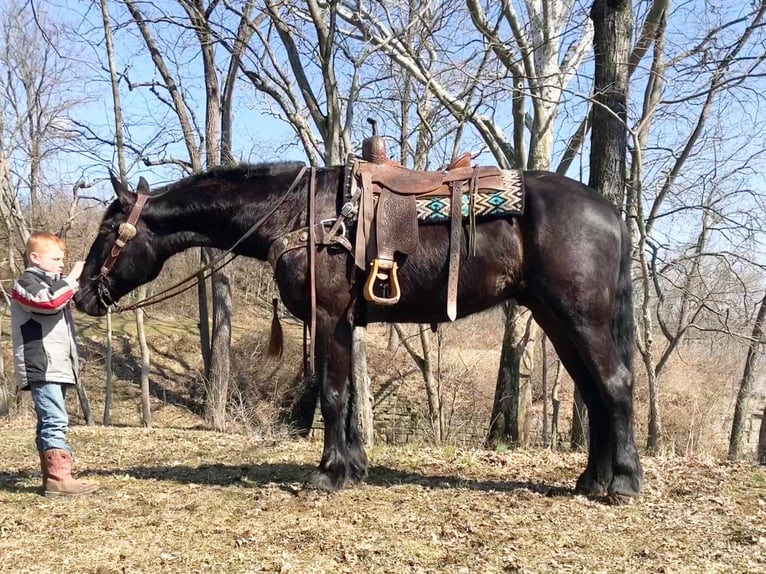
[101,162,307,222]
[162,161,306,194]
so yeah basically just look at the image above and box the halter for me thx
[96,193,150,309]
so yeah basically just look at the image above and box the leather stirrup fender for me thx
[363,258,401,305]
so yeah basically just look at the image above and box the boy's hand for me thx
[68,261,85,281]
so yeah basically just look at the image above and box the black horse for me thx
[75,162,642,497]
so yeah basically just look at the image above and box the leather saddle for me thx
[351,120,509,320]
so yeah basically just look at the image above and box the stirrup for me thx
[363,258,401,305]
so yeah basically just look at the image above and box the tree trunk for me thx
[571,387,588,450]
[0,305,8,419]
[519,326,535,446]
[204,263,232,431]
[758,401,766,465]
[353,326,374,448]
[487,303,534,447]
[636,223,661,451]
[100,0,131,428]
[74,379,93,425]
[103,310,113,425]
[0,144,30,247]
[589,0,633,207]
[584,0,633,452]
[198,263,211,376]
[419,324,444,442]
[184,0,233,433]
[645,354,661,452]
[551,360,562,450]
[387,324,399,351]
[729,292,766,459]
[135,286,152,428]
[487,332,516,447]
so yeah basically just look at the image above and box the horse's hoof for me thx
[307,470,342,492]
[608,473,642,497]
[348,464,368,485]
[575,472,607,497]
[345,475,366,487]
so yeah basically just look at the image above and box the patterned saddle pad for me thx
[415,170,525,222]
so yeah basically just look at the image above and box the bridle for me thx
[95,192,149,310]
[93,166,308,312]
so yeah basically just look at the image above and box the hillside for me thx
[0,307,764,572]
[0,423,765,573]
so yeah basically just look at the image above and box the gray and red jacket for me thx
[11,266,80,389]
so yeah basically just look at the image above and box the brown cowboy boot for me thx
[38,450,47,494]
[42,449,100,497]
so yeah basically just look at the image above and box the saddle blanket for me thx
[415,170,524,222]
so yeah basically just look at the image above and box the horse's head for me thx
[75,173,164,316]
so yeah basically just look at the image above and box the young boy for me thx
[11,232,99,496]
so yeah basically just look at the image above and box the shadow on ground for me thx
[61,461,574,497]
[0,470,41,494]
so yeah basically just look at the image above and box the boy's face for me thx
[30,245,66,275]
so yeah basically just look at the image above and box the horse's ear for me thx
[137,176,151,195]
[109,170,136,210]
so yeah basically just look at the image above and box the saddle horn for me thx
[362,117,388,164]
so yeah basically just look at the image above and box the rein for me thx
[97,165,308,312]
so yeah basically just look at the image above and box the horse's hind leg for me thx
[309,311,368,491]
[541,332,614,494]
[571,325,642,496]
[536,315,642,496]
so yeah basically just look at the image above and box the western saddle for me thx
[350,120,518,320]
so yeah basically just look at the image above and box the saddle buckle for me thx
[363,258,401,305]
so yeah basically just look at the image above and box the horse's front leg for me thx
[308,310,368,491]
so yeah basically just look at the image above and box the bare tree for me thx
[223,0,365,165]
[113,0,255,430]
[372,3,475,443]
[729,291,766,459]
[488,307,535,446]
[585,0,633,453]
[1,2,84,232]
[0,144,29,249]
[178,0,228,431]
[98,0,154,428]
[2,1,93,419]
[394,324,446,441]
[339,0,593,448]
[220,0,375,434]
[629,2,766,451]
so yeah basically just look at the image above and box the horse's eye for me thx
[100,222,118,236]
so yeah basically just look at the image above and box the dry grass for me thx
[1,422,765,574]
[1,305,765,573]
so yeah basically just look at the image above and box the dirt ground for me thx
[0,421,764,574]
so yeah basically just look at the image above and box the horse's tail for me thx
[612,219,636,375]
[267,297,284,358]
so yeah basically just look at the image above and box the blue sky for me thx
[15,0,766,263]
[36,0,306,197]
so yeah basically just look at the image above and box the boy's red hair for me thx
[26,232,66,258]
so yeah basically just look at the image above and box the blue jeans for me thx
[30,382,70,453]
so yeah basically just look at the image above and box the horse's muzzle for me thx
[74,288,108,317]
